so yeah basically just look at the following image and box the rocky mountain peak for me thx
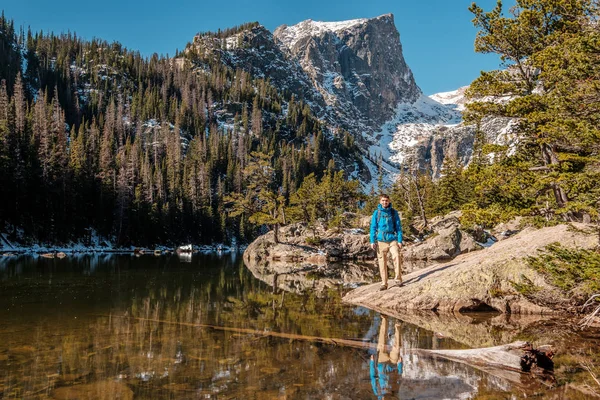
[273,14,396,51]
[273,14,421,134]
[185,15,471,186]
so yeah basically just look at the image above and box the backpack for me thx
[375,208,398,231]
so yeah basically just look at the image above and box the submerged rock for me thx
[243,222,379,294]
[52,380,133,400]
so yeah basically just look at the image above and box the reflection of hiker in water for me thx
[370,315,402,399]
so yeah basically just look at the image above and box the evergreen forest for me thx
[0,0,599,247]
[388,0,600,234]
[0,15,362,246]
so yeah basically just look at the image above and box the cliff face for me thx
[409,116,518,178]
[186,16,516,185]
[190,25,325,112]
[189,15,423,138]
[274,14,421,134]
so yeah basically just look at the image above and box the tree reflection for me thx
[0,255,598,398]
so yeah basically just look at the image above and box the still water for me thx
[0,254,597,399]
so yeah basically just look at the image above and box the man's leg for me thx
[390,323,401,364]
[377,315,389,361]
[389,240,402,284]
[377,241,390,287]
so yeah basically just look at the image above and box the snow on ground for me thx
[225,34,241,50]
[0,230,243,256]
[361,154,391,194]
[364,94,462,184]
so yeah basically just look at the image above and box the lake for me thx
[0,253,598,399]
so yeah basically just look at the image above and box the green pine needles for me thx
[526,242,600,298]
[463,0,600,225]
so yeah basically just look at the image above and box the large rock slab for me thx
[403,213,482,270]
[343,223,598,315]
[243,223,379,295]
[243,223,374,266]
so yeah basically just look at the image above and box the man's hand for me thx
[370,243,377,251]
[398,242,403,249]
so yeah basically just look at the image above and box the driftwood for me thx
[106,315,554,375]
[417,340,554,373]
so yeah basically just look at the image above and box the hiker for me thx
[369,194,403,290]
[370,315,403,399]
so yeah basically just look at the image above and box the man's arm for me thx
[395,210,403,245]
[370,211,377,250]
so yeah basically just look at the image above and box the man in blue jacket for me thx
[370,315,403,398]
[370,194,403,290]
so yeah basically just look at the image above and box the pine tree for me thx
[432,158,470,215]
[13,72,26,136]
[225,152,284,243]
[0,14,363,245]
[251,96,262,136]
[33,89,51,179]
[465,0,600,222]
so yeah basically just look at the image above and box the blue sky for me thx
[3,0,514,95]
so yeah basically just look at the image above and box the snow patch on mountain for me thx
[429,86,469,111]
[367,94,462,170]
[275,18,369,50]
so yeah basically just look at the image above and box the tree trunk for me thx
[115,314,555,376]
[273,224,279,244]
[281,206,286,226]
[412,173,428,227]
[540,143,569,209]
[417,340,553,373]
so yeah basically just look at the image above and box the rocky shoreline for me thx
[243,217,600,315]
[345,223,598,314]
[0,242,242,257]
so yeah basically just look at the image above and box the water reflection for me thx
[245,259,379,296]
[370,315,403,398]
[176,252,192,263]
[386,310,548,349]
[0,254,598,398]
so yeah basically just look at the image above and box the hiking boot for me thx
[379,284,388,291]
[392,278,403,287]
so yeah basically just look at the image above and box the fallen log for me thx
[103,315,554,375]
[416,340,554,373]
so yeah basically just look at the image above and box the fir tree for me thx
[465,0,600,222]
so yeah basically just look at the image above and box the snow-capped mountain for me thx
[274,14,421,137]
[189,24,327,114]
[183,14,512,186]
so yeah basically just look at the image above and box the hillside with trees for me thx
[0,13,362,246]
[389,0,600,234]
[0,0,598,248]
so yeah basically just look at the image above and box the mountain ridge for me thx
[185,14,465,186]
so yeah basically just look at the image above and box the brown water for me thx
[0,254,598,399]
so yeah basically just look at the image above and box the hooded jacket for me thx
[369,203,403,244]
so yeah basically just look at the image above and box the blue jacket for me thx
[370,204,403,244]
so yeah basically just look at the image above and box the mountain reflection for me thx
[0,254,596,398]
